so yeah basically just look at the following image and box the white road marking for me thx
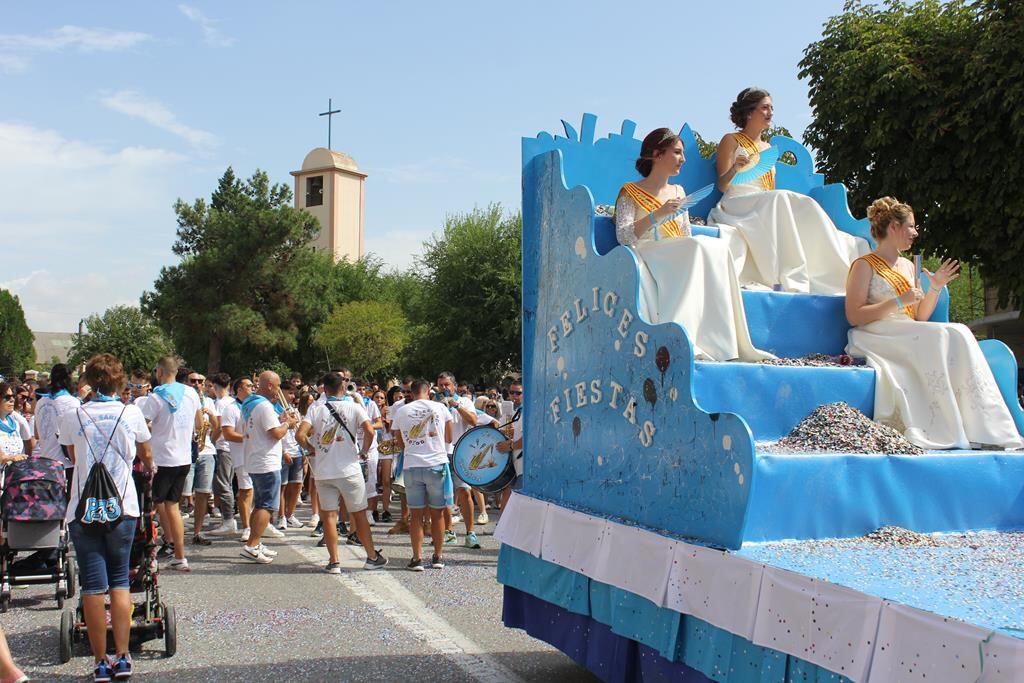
[284,535,526,683]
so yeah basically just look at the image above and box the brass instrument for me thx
[196,395,212,449]
[378,439,401,456]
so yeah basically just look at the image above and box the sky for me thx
[1,1,849,332]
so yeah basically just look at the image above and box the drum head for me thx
[452,425,514,493]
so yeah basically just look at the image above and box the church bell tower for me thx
[291,148,366,262]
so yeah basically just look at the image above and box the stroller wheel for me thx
[0,592,9,613]
[66,556,77,599]
[59,608,74,663]
[162,604,177,657]
[55,585,66,609]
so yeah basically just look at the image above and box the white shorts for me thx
[234,465,253,491]
[364,450,379,498]
[317,472,368,513]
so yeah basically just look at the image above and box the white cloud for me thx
[0,54,28,74]
[0,25,151,53]
[100,90,219,149]
[0,122,189,330]
[178,5,235,47]
[364,228,428,271]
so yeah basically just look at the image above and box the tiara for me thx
[660,131,676,144]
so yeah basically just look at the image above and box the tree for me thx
[799,0,1024,307]
[412,204,522,382]
[68,306,172,371]
[0,289,34,377]
[313,301,409,379]
[142,168,321,373]
[694,124,797,164]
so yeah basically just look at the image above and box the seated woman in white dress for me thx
[615,128,772,363]
[709,87,869,294]
[846,196,1023,450]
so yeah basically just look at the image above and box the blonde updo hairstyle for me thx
[867,196,913,241]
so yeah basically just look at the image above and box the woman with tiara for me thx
[846,196,1023,450]
[615,128,772,362]
[710,87,869,294]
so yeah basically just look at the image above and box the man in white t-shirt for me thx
[392,379,453,571]
[209,373,238,537]
[497,379,524,510]
[136,356,203,572]
[436,371,480,549]
[239,371,299,564]
[186,371,221,546]
[218,376,253,541]
[32,364,80,471]
[297,372,387,573]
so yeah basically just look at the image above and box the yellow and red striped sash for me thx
[856,253,914,318]
[734,132,776,191]
[619,183,683,238]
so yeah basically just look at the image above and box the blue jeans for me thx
[68,520,136,595]
[404,465,454,509]
[192,452,216,494]
[280,454,304,484]
[250,470,282,512]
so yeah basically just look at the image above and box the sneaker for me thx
[210,519,238,535]
[309,513,321,527]
[451,512,463,524]
[287,515,303,528]
[239,528,251,543]
[112,653,132,679]
[256,544,278,557]
[407,558,425,572]
[156,542,175,558]
[94,657,113,682]
[191,533,212,546]
[315,534,328,548]
[476,512,489,525]
[310,520,323,538]
[431,554,445,569]
[366,510,376,526]
[325,562,341,575]
[465,531,481,549]
[338,521,349,535]
[167,558,191,572]
[444,530,458,545]
[387,519,409,535]
[364,550,388,570]
[276,516,287,530]
[371,510,380,523]
[264,525,285,539]
[180,509,190,520]
[381,510,393,523]
[346,531,361,546]
[211,507,223,519]
[240,545,273,564]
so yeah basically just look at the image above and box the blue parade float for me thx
[495,114,1024,682]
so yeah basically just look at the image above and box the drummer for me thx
[436,371,480,550]
[496,380,524,510]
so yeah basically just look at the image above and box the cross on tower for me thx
[319,98,341,149]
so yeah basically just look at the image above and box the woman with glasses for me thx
[845,197,1022,450]
[0,382,32,466]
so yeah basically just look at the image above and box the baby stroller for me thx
[0,457,75,611]
[59,464,176,662]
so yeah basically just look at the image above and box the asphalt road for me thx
[1,504,598,682]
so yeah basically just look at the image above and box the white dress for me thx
[615,185,773,362]
[846,257,1024,450]
[709,138,869,294]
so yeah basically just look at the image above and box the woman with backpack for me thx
[58,354,154,683]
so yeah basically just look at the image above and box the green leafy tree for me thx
[313,301,409,379]
[68,306,172,371]
[142,168,321,373]
[0,289,35,377]
[800,0,1024,307]
[694,125,797,164]
[412,204,522,382]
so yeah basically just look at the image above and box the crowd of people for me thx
[0,358,524,681]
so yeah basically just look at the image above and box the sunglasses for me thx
[1,394,14,401]
[508,390,522,395]
[188,378,205,384]
[486,404,498,409]
[128,382,149,390]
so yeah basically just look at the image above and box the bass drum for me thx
[451,425,515,494]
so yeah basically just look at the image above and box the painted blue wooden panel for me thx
[522,149,755,550]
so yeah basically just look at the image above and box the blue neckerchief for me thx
[273,400,284,416]
[92,392,118,403]
[52,389,70,399]
[153,382,187,413]
[326,395,352,403]
[0,414,16,435]
[240,394,269,422]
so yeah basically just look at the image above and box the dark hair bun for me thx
[730,87,771,128]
